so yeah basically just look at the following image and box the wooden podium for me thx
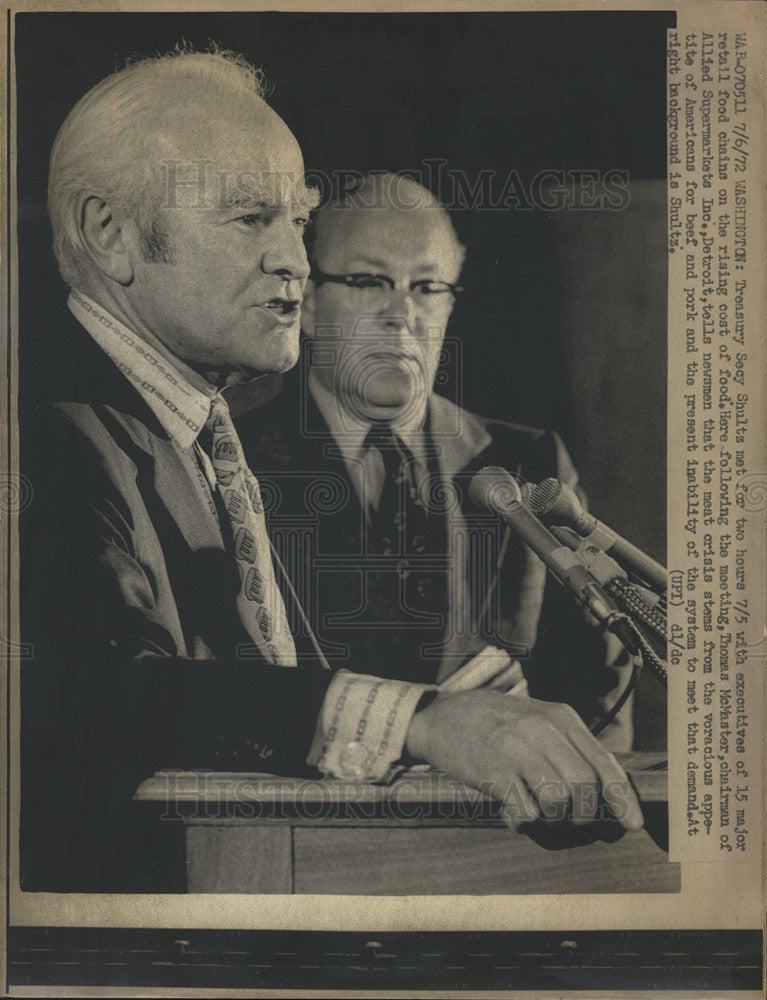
[135,752,679,895]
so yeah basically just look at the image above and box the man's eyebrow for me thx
[344,258,441,274]
[218,185,321,213]
[345,257,390,271]
[219,193,272,211]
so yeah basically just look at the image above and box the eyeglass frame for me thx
[310,266,463,304]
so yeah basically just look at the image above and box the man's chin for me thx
[335,358,430,421]
[246,331,301,377]
[373,367,423,400]
[269,350,301,375]
[353,383,425,422]
[225,353,298,387]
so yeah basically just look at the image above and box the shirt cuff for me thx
[306,669,436,782]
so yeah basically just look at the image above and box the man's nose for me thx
[379,285,417,329]
[261,222,311,282]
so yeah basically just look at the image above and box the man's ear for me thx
[79,196,134,285]
[300,277,317,338]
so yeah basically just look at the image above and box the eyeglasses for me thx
[311,268,463,311]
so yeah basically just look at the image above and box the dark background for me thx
[15,10,672,743]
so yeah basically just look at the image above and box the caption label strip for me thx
[668,25,764,863]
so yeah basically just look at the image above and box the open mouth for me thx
[263,299,301,321]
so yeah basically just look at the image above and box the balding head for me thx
[312,173,465,275]
[50,46,317,385]
[48,46,279,288]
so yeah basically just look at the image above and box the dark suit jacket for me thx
[235,366,619,714]
[20,315,332,892]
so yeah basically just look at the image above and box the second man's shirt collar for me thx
[308,369,428,470]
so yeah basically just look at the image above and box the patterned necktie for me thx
[358,423,450,682]
[204,394,297,666]
[364,423,447,549]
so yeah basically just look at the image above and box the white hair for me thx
[48,45,267,288]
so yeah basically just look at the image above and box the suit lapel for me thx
[427,393,493,479]
[248,373,366,530]
[428,394,547,676]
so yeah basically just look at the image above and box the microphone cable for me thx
[589,609,667,738]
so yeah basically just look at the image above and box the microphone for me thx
[525,478,667,593]
[468,467,633,639]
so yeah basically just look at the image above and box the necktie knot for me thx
[363,423,417,476]
[206,395,237,443]
[206,393,231,425]
[205,395,244,482]
[363,421,397,451]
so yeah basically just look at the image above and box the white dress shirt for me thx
[309,369,431,516]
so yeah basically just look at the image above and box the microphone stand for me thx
[550,524,668,690]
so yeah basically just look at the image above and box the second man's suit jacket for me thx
[235,368,621,715]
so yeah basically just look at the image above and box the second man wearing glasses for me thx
[236,173,633,747]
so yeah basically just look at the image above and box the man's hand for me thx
[405,689,644,830]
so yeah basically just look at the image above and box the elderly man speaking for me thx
[21,49,641,894]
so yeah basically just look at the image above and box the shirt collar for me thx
[308,369,428,468]
[68,288,215,450]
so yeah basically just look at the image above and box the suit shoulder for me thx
[479,414,550,445]
[56,398,148,451]
[26,400,149,495]
[469,410,575,484]
[475,411,556,455]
